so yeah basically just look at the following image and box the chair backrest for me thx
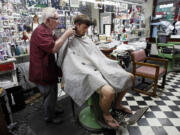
[131,49,147,62]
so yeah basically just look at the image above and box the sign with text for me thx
[119,3,128,11]
[70,0,79,7]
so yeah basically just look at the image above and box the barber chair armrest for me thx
[146,57,168,70]
[134,62,160,78]
[146,57,168,63]
[135,62,159,68]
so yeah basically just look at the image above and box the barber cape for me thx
[57,36,132,106]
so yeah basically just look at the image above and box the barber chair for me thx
[131,49,168,96]
[70,93,116,135]
[71,92,149,135]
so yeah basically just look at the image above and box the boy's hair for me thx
[74,14,92,26]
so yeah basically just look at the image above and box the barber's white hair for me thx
[42,7,57,23]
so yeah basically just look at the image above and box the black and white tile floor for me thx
[115,72,180,135]
[14,72,180,135]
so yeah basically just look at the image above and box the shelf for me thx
[157,43,174,47]
[3,26,11,28]
[15,54,29,64]
[0,69,15,75]
[170,35,180,39]
[174,54,180,58]
[168,42,180,45]
[158,53,173,59]
[0,58,18,89]
[2,83,19,89]
[14,54,29,58]
[0,58,16,64]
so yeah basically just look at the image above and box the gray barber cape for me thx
[57,36,132,106]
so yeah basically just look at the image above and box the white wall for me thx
[143,0,153,37]
[91,3,100,33]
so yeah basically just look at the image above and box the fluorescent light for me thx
[160,3,173,9]
[79,0,95,3]
[79,0,142,6]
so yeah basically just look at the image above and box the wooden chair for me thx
[131,49,168,96]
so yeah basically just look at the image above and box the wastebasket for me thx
[6,86,25,113]
[0,103,9,135]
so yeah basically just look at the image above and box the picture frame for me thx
[104,24,111,36]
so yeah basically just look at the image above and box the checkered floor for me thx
[116,72,180,135]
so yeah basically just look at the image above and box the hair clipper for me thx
[73,26,77,31]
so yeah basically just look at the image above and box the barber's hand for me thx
[64,27,75,37]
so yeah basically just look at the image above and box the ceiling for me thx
[113,0,145,4]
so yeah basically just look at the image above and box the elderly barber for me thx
[29,7,75,124]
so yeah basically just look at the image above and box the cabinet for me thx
[0,104,8,135]
[150,0,180,42]
[0,58,18,89]
[157,41,180,71]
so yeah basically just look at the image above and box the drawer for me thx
[0,63,14,72]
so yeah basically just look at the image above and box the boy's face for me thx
[75,23,89,36]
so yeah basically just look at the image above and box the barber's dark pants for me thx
[37,84,57,120]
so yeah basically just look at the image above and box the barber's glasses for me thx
[49,17,59,20]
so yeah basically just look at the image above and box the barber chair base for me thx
[78,106,149,135]
[75,95,149,135]
[78,106,104,133]
[78,106,116,135]
[78,93,116,135]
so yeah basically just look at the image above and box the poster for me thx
[51,0,70,10]
[119,3,128,11]
[104,24,111,36]
[27,0,48,7]
[103,16,111,24]
[104,5,114,12]
[70,0,79,8]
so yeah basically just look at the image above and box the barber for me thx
[29,7,75,124]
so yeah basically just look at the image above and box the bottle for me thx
[15,45,20,56]
[122,28,128,44]
[11,45,16,56]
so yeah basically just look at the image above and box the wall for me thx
[143,0,153,37]
[79,2,92,17]
[91,3,100,33]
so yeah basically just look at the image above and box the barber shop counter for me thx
[97,40,147,70]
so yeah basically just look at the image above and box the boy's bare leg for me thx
[99,85,119,128]
[115,89,132,114]
[115,74,134,114]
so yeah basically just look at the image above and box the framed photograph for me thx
[104,24,111,36]
[70,0,79,8]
